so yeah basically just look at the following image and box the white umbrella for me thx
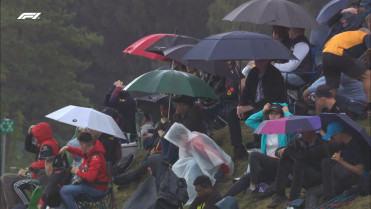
[46,105,126,139]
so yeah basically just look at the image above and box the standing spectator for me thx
[189,175,222,209]
[104,80,137,136]
[59,132,109,209]
[227,60,286,160]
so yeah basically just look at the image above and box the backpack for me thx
[158,172,189,207]
[42,167,72,207]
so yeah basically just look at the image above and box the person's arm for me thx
[274,42,309,73]
[28,144,54,173]
[245,110,265,130]
[332,151,364,175]
[75,154,104,182]
[25,133,39,154]
[103,85,116,106]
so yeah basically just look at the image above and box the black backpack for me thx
[42,167,72,207]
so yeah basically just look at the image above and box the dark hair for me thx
[77,132,94,145]
[273,25,290,48]
[45,156,55,166]
[143,112,152,122]
[193,175,212,188]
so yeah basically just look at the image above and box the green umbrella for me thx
[124,69,218,100]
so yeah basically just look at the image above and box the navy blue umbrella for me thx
[310,0,348,47]
[182,31,296,61]
[320,113,370,146]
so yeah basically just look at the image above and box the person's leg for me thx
[275,159,292,197]
[330,162,360,195]
[223,173,251,197]
[227,107,248,160]
[360,70,371,104]
[288,160,306,201]
[248,152,279,188]
[321,158,337,197]
[59,184,104,209]
[1,173,29,209]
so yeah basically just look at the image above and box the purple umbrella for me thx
[254,115,321,134]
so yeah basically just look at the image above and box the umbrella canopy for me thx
[254,115,321,134]
[310,0,348,47]
[182,31,296,61]
[124,69,218,100]
[163,44,232,77]
[145,34,198,55]
[223,0,319,29]
[123,34,173,61]
[320,113,370,145]
[46,105,126,139]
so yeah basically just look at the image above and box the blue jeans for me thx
[282,73,306,86]
[59,183,104,209]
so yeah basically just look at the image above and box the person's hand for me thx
[114,80,125,88]
[237,105,254,119]
[143,132,153,137]
[277,147,287,158]
[263,103,271,114]
[28,125,35,134]
[59,146,69,156]
[302,89,311,102]
[71,166,80,174]
[18,168,28,176]
[282,106,289,113]
[331,151,343,163]
[161,118,170,124]
[158,130,166,138]
[341,7,357,14]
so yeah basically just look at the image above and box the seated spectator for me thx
[59,132,109,209]
[0,122,59,209]
[189,175,222,209]
[104,80,137,136]
[303,74,366,115]
[267,129,329,208]
[274,27,313,86]
[122,154,189,209]
[140,112,155,138]
[227,59,286,160]
[161,95,206,164]
[272,25,290,49]
[165,123,233,204]
[311,85,356,118]
[322,28,370,112]
[224,103,292,198]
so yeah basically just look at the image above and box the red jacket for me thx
[68,140,109,192]
[29,122,59,178]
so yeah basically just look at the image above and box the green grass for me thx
[114,119,371,209]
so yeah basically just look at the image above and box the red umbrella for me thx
[123,34,174,61]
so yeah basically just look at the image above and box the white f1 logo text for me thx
[17,13,41,20]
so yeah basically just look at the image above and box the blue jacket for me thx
[245,106,292,154]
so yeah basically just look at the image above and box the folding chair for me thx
[75,162,117,209]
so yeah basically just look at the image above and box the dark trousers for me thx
[276,159,322,201]
[321,158,360,196]
[160,138,179,164]
[227,107,259,147]
[249,152,279,185]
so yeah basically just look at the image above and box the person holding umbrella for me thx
[227,59,286,160]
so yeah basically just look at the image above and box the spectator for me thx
[59,132,109,209]
[104,80,137,136]
[189,175,222,209]
[322,28,370,112]
[274,27,313,86]
[224,103,292,198]
[272,25,290,49]
[140,112,154,138]
[0,122,59,209]
[227,59,286,160]
[165,123,233,204]
[267,129,329,208]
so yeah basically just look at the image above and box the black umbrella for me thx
[223,0,320,29]
[163,44,232,77]
[145,34,198,55]
[320,113,370,146]
[182,31,296,61]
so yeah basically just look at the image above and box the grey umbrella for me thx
[223,0,320,29]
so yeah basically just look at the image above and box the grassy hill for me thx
[114,119,371,209]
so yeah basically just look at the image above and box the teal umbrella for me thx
[124,69,218,100]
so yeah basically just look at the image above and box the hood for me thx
[87,139,106,156]
[32,122,53,144]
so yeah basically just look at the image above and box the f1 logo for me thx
[17,13,41,19]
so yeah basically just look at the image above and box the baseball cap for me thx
[268,104,284,115]
[315,85,333,98]
[323,121,344,140]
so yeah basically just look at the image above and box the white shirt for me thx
[274,42,310,73]
[266,134,279,156]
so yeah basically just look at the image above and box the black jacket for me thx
[239,64,286,108]
[189,190,222,209]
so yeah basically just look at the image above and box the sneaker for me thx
[232,145,248,161]
[267,194,288,208]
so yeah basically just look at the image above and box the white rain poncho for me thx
[164,122,234,204]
